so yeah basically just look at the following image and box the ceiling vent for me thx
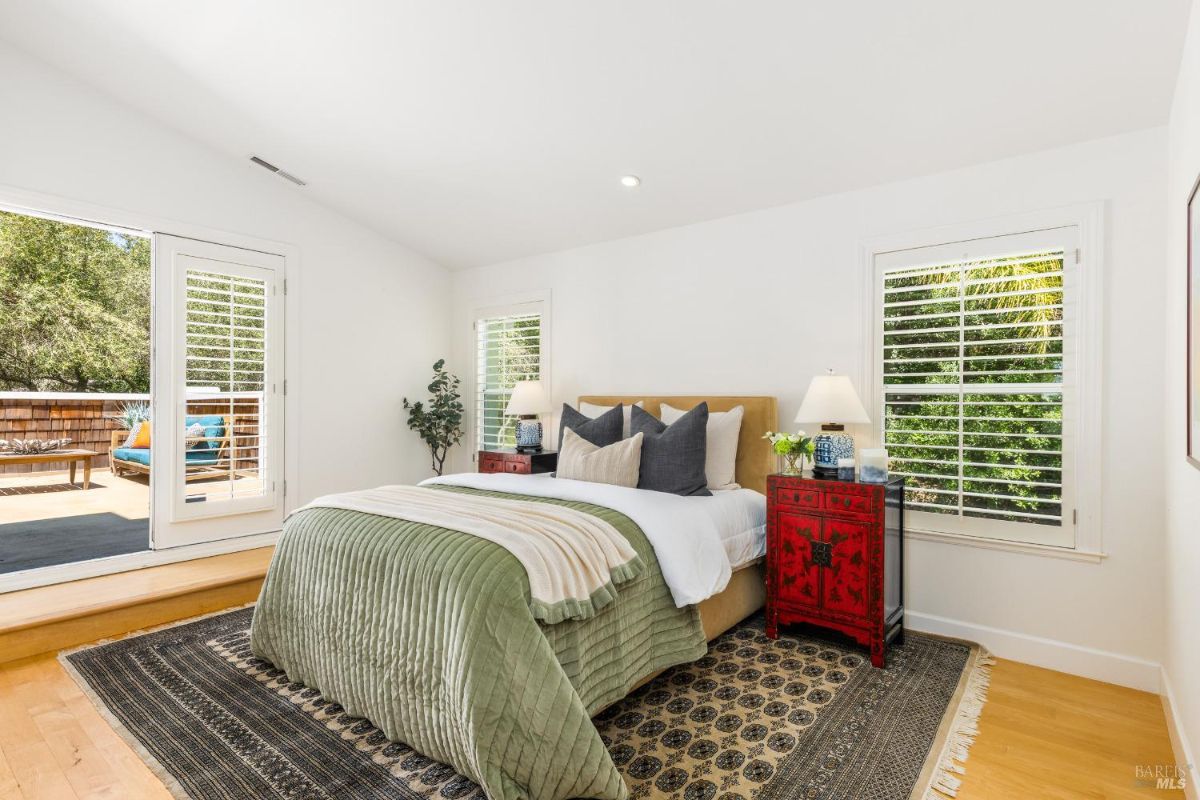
[249,155,307,186]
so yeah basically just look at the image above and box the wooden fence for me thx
[0,398,128,474]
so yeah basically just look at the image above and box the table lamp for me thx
[795,371,871,478]
[505,380,551,452]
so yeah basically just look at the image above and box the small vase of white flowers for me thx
[763,430,815,475]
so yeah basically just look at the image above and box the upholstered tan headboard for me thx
[576,396,779,494]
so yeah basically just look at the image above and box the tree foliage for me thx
[0,210,150,392]
[883,253,1064,525]
[403,359,465,475]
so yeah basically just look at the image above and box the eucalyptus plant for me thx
[403,359,465,476]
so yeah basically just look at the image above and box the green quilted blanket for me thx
[249,486,707,800]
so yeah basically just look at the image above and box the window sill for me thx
[906,527,1106,563]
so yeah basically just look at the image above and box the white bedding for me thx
[422,472,765,608]
[710,487,768,570]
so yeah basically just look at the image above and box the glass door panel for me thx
[152,235,284,549]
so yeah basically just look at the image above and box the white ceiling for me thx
[0,1,1189,269]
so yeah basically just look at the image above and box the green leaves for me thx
[403,360,465,475]
[0,211,150,392]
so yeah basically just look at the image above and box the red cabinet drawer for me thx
[480,450,557,475]
[773,486,821,510]
[824,491,873,516]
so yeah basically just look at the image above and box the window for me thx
[474,305,544,451]
[873,228,1080,548]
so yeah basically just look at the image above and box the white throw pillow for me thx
[557,428,643,488]
[579,400,643,439]
[661,403,743,491]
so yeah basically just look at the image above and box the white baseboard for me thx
[1161,667,1200,799]
[906,610,1161,692]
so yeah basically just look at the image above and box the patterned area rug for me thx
[63,607,990,800]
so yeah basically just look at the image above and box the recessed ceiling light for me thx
[620,175,641,188]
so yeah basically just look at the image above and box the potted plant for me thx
[403,359,465,475]
[763,430,815,475]
[109,401,151,432]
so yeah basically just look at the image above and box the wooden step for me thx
[0,547,273,664]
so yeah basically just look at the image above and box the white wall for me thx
[1163,0,1200,788]
[453,128,1169,689]
[0,41,452,500]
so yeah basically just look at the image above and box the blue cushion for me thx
[112,448,220,466]
[113,447,150,466]
[185,415,225,452]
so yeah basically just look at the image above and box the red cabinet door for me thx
[775,511,822,609]
[821,518,870,619]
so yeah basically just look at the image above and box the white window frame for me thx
[471,291,551,455]
[861,204,1105,561]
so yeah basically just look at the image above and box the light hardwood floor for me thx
[0,548,273,665]
[957,659,1182,799]
[0,559,1184,799]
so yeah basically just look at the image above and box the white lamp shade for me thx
[505,380,550,416]
[794,374,870,424]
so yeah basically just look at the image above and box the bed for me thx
[250,394,777,800]
[577,396,773,647]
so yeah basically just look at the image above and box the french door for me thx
[151,236,285,548]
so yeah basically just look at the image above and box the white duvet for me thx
[423,472,765,608]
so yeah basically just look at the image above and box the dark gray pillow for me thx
[557,403,624,452]
[630,403,711,496]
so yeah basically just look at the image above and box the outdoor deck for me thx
[0,466,268,576]
[0,468,150,574]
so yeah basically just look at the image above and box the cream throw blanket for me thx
[294,485,645,623]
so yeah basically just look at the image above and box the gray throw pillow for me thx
[630,403,712,496]
[557,403,624,452]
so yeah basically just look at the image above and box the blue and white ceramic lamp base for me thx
[514,419,543,451]
[814,432,855,473]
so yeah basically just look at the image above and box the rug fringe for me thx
[57,603,260,800]
[923,649,995,800]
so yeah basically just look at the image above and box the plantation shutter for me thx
[875,230,1077,548]
[475,309,542,451]
[183,268,269,504]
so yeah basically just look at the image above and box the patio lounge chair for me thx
[109,415,235,481]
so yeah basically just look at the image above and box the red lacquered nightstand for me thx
[477,449,557,475]
[765,472,905,668]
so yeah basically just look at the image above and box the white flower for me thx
[795,429,807,438]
